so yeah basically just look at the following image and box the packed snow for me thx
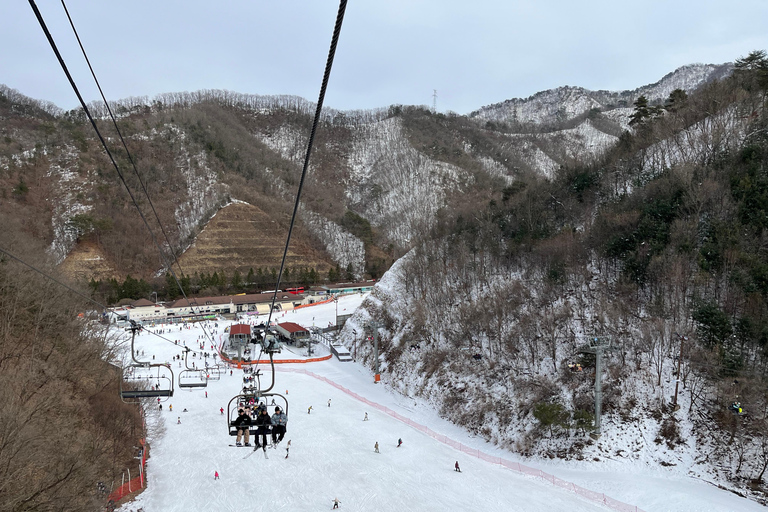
[116,293,764,512]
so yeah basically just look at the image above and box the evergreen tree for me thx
[664,88,687,112]
[165,272,178,300]
[246,267,255,286]
[231,270,243,291]
[734,50,768,92]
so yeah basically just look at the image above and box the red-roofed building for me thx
[226,323,252,359]
[275,322,310,344]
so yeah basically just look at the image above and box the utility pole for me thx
[580,336,613,438]
[673,333,687,411]
[432,89,437,113]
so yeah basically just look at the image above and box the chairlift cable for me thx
[263,0,348,366]
[29,0,217,349]
[60,0,186,280]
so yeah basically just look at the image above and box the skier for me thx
[374,442,379,453]
[397,438,402,448]
[205,391,208,398]
[332,498,341,509]
[363,412,369,421]
[220,407,224,415]
[254,408,272,450]
[177,417,181,424]
[233,409,251,447]
[308,406,313,414]
[271,406,288,446]
[285,439,291,459]
[214,471,219,480]
[328,399,331,407]
[454,461,461,472]
[169,404,173,412]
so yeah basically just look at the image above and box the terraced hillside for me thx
[176,201,334,279]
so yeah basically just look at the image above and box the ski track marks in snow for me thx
[116,293,764,512]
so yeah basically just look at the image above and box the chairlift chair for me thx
[178,346,208,389]
[120,322,174,402]
[225,351,287,436]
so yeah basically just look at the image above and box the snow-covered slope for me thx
[116,295,765,512]
[470,63,732,127]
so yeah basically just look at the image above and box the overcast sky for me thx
[3,1,768,115]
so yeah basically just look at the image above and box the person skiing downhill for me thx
[454,461,461,472]
[214,471,219,480]
[397,438,402,447]
[332,498,341,509]
[363,412,368,421]
[374,442,379,453]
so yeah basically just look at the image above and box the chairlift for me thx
[179,347,208,389]
[226,351,287,436]
[120,322,174,402]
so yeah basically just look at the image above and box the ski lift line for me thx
[0,244,108,312]
[60,0,184,282]
[265,0,348,332]
[28,0,217,351]
[0,243,187,357]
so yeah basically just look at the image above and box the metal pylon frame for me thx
[578,335,613,438]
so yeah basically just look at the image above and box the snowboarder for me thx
[308,406,313,414]
[332,498,341,509]
[177,417,181,424]
[454,461,461,472]
[363,412,369,421]
[374,442,379,453]
[328,399,331,407]
[158,404,162,411]
[214,471,219,480]
[397,438,402,447]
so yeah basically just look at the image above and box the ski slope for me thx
[116,294,764,512]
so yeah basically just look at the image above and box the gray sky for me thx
[3,1,768,115]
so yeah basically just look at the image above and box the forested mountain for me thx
[343,51,768,502]
[2,52,768,508]
[0,63,730,304]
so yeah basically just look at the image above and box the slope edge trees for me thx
[0,232,143,512]
[349,50,768,500]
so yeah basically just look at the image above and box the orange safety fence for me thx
[218,349,331,367]
[107,438,146,503]
[278,367,647,512]
[294,297,335,309]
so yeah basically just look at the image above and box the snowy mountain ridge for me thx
[470,63,733,127]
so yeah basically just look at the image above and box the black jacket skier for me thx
[254,409,272,449]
